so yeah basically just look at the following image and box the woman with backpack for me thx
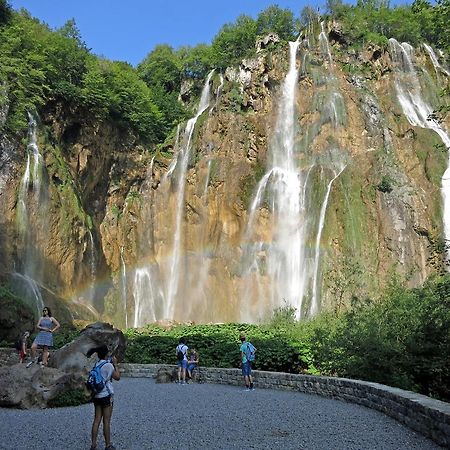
[87,345,121,450]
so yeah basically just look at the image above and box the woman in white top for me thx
[87,345,121,450]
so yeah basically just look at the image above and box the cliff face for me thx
[0,27,448,326]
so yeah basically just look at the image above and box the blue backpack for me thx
[86,360,108,394]
[245,342,256,362]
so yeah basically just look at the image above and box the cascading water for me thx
[86,230,97,301]
[423,43,450,76]
[164,70,214,318]
[241,41,307,320]
[14,112,47,316]
[132,71,214,325]
[120,246,128,328]
[310,163,346,316]
[389,39,450,267]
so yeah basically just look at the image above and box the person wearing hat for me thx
[239,332,255,391]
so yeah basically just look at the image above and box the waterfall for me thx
[16,112,44,235]
[319,22,333,64]
[389,39,450,267]
[241,41,306,320]
[133,267,156,327]
[164,70,214,318]
[120,247,128,328]
[423,43,450,76]
[162,124,181,182]
[11,272,44,316]
[131,71,214,325]
[310,164,346,316]
[87,230,96,301]
[14,112,47,315]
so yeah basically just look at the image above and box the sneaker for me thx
[105,446,116,450]
[26,360,34,368]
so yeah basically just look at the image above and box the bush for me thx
[47,388,89,407]
[123,274,450,401]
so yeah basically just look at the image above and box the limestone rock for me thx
[50,322,126,373]
[0,363,87,409]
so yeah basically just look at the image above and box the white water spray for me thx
[389,39,450,267]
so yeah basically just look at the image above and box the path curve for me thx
[0,378,441,449]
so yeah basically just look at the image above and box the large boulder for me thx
[0,322,126,409]
[0,363,86,409]
[50,321,126,373]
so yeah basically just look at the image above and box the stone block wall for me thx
[120,363,450,448]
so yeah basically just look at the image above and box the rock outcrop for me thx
[0,322,125,409]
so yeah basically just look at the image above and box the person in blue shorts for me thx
[239,332,255,391]
[187,348,199,380]
[176,337,188,384]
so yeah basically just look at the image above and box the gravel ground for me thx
[0,378,441,450]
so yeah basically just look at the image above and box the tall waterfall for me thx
[241,41,306,320]
[132,71,214,325]
[164,70,214,318]
[14,112,46,315]
[389,39,450,267]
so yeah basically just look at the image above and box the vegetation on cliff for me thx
[2,0,447,145]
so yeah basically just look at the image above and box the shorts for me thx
[177,359,187,369]
[187,363,197,373]
[93,395,113,407]
[242,361,252,377]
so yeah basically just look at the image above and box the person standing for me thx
[87,345,121,450]
[239,332,256,391]
[26,306,60,367]
[176,337,188,384]
[18,331,30,363]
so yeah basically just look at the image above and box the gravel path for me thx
[0,378,441,450]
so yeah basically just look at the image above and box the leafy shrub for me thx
[47,388,89,407]
[124,274,450,401]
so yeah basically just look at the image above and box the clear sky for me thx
[9,0,412,67]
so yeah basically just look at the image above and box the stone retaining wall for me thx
[121,363,450,448]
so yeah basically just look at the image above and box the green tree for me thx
[256,5,298,41]
[137,44,182,91]
[211,15,257,69]
[178,44,213,79]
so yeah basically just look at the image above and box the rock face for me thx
[0,27,448,326]
[0,322,125,408]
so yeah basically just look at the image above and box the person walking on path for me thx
[239,332,256,391]
[26,306,60,367]
[87,345,121,450]
[176,337,189,384]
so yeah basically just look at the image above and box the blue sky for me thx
[9,0,412,66]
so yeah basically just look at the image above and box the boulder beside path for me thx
[0,322,126,408]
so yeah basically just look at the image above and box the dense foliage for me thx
[326,0,450,52]
[124,274,450,402]
[1,0,448,144]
